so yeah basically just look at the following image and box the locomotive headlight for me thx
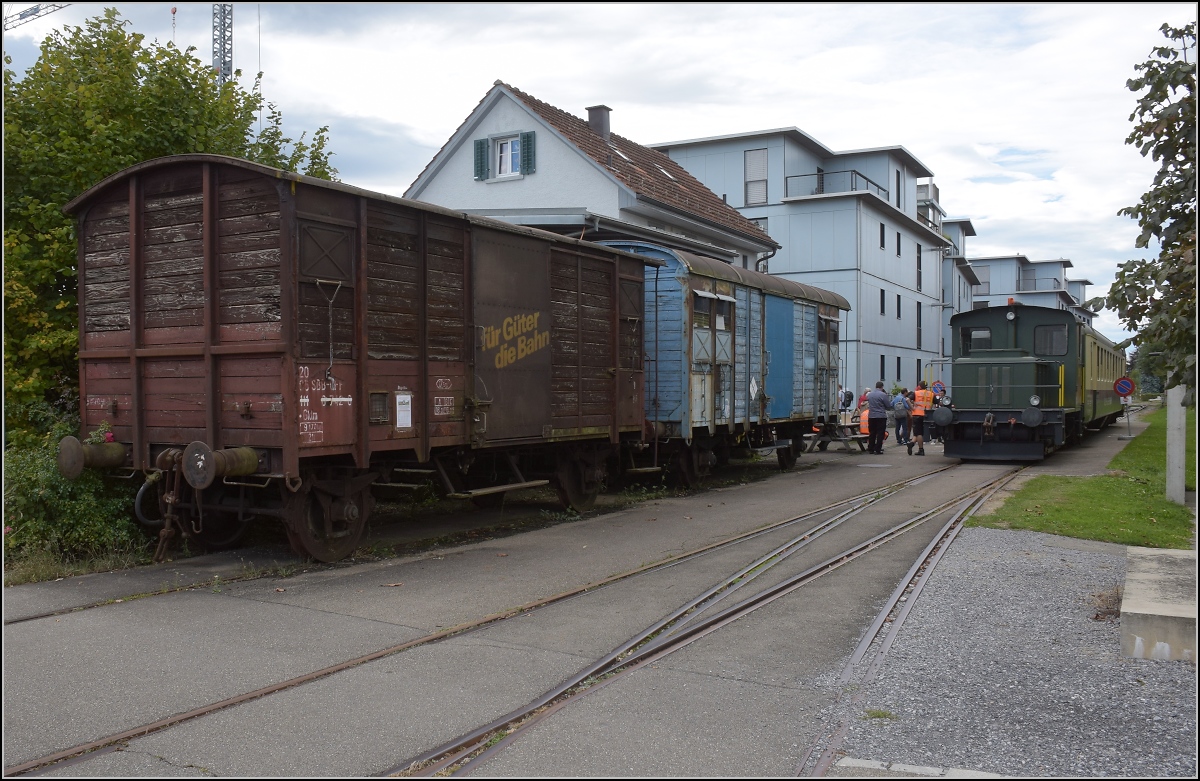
[1029,395,1041,406]
[1006,311,1016,321]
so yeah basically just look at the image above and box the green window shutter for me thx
[473,139,488,180]
[519,131,536,175]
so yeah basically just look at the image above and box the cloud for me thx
[5,1,1194,346]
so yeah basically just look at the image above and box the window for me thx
[896,294,902,319]
[369,393,389,425]
[496,137,520,176]
[896,356,901,382]
[961,327,991,355]
[916,358,922,381]
[916,302,922,349]
[896,231,901,257]
[745,148,767,205]
[880,223,886,249]
[880,289,886,315]
[916,244,923,291]
[1034,324,1068,356]
[750,217,768,234]
[880,354,886,381]
[473,132,536,180]
[714,299,732,332]
[693,294,711,329]
[896,171,902,209]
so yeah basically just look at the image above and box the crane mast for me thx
[212,3,233,85]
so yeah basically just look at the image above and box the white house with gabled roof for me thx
[405,82,778,267]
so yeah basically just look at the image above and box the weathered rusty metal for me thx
[180,442,260,489]
[56,436,129,480]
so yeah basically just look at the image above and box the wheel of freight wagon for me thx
[194,512,252,550]
[777,443,798,471]
[554,457,598,512]
[190,487,257,550]
[285,483,370,563]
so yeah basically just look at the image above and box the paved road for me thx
[4,409,1194,777]
[5,444,970,776]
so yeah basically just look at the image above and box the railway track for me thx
[7,465,945,777]
[386,465,1023,777]
[7,461,1018,778]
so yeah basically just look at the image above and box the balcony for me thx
[786,170,888,201]
[1018,278,1062,292]
[917,212,940,231]
[917,182,940,204]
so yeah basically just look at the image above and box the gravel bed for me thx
[825,527,1196,777]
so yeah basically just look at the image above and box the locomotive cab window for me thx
[1034,324,1068,356]
[961,327,991,356]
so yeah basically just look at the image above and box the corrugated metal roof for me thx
[673,249,851,310]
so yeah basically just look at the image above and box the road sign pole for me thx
[1114,377,1137,440]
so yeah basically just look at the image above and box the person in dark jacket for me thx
[866,381,890,454]
[892,387,911,445]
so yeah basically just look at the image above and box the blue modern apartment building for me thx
[650,128,978,396]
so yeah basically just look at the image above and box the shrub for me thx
[4,404,143,561]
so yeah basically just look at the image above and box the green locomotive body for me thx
[938,304,1125,461]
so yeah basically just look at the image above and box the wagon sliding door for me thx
[764,294,794,420]
[471,230,553,443]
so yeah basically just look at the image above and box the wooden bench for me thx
[805,423,868,453]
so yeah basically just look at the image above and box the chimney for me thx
[586,105,612,142]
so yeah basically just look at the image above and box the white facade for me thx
[406,84,776,267]
[652,129,978,395]
[415,94,620,217]
[968,255,1094,323]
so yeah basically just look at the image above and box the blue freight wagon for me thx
[599,241,850,484]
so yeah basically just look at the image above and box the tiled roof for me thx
[499,82,776,248]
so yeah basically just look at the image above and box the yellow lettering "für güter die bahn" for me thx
[483,312,550,368]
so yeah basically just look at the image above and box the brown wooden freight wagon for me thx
[59,154,653,561]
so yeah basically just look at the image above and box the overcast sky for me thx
[5,3,1196,344]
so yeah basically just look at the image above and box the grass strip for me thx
[968,404,1195,549]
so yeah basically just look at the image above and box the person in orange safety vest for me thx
[909,381,934,456]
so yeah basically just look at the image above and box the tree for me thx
[1128,345,1167,395]
[3,9,337,434]
[1104,22,1196,392]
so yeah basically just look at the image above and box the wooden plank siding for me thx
[81,195,132,344]
[216,172,283,342]
[550,249,616,431]
[68,155,648,480]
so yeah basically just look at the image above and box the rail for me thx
[785,170,889,201]
[1017,278,1062,292]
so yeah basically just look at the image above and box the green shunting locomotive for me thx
[936,303,1126,461]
